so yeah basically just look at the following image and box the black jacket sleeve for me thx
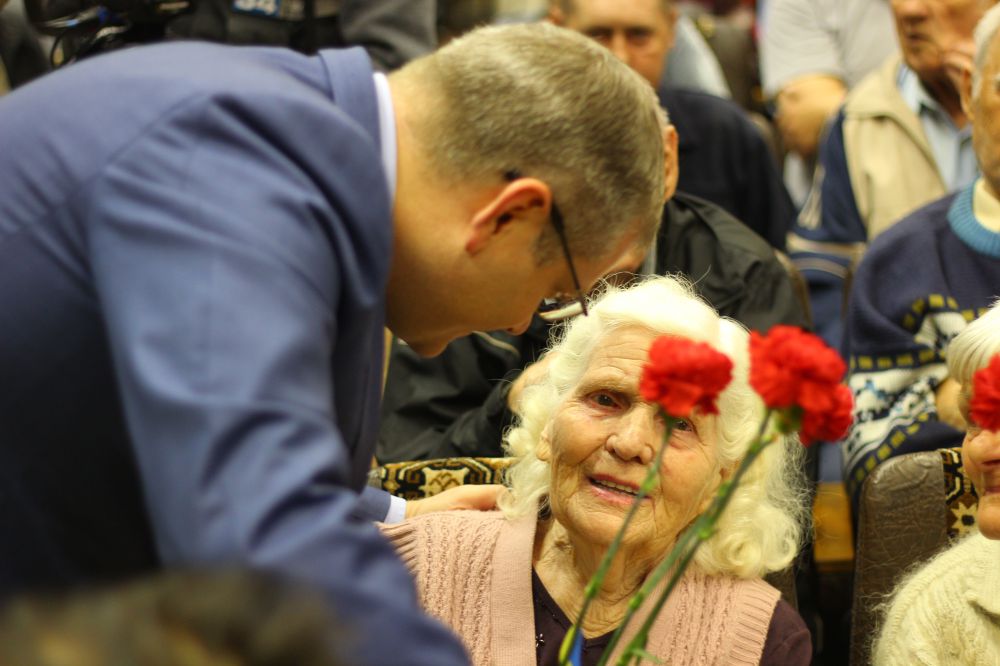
[376,324,547,463]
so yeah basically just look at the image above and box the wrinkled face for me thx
[563,0,676,88]
[970,34,1000,198]
[890,0,992,87]
[538,326,724,556]
[962,391,1000,539]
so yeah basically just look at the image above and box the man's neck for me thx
[974,178,1000,232]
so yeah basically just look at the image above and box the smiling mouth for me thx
[589,477,641,497]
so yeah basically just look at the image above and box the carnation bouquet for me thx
[558,326,853,666]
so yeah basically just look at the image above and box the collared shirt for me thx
[371,70,406,523]
[897,65,977,192]
[372,72,398,205]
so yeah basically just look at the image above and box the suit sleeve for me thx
[86,97,468,666]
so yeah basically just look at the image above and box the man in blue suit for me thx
[0,23,668,665]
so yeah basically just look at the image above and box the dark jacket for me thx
[660,86,795,251]
[0,10,48,90]
[377,192,810,463]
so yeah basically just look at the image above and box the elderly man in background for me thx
[788,0,994,350]
[841,5,1000,507]
[551,0,794,250]
[759,0,897,204]
[0,23,669,666]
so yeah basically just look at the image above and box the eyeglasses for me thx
[503,170,589,323]
[537,201,590,322]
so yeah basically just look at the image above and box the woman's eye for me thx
[589,392,619,408]
[673,418,693,432]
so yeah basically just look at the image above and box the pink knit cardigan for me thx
[381,509,779,666]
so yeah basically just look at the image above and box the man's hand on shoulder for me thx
[404,484,506,518]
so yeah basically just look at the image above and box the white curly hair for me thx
[498,274,808,578]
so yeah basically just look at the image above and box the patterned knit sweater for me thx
[380,510,780,666]
[842,183,1000,506]
[873,532,1000,665]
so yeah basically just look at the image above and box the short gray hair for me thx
[391,23,668,260]
[499,275,807,578]
[973,5,1000,94]
[947,299,1000,393]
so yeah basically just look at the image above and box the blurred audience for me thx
[167,0,436,68]
[0,0,47,93]
[551,0,794,250]
[788,0,994,350]
[841,4,1000,506]
[759,0,896,204]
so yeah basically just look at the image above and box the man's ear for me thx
[464,178,552,255]
[960,65,975,121]
[663,124,680,202]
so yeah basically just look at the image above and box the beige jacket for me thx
[843,54,947,240]
[382,509,780,666]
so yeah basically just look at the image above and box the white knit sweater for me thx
[873,532,1000,666]
[381,509,780,666]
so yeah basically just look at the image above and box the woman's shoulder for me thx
[873,532,995,665]
[885,532,989,613]
[379,509,509,567]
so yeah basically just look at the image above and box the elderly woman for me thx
[873,301,1000,666]
[381,276,810,665]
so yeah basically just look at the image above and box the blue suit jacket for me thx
[0,43,466,666]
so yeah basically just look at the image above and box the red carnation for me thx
[970,354,1000,432]
[640,336,733,418]
[749,326,853,445]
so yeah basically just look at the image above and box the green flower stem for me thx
[557,419,678,666]
[612,412,776,665]
[595,521,698,666]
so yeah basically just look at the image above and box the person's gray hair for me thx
[390,22,668,260]
[973,5,1000,94]
[499,275,808,578]
[947,299,1000,393]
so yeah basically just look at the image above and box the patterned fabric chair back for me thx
[371,457,516,500]
[850,447,978,666]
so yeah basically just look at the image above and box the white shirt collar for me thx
[372,72,397,205]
